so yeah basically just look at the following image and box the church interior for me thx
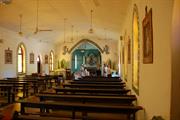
[0,0,180,120]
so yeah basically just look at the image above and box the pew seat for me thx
[13,112,81,120]
[70,81,125,85]
[37,94,136,105]
[62,83,126,89]
[13,111,128,120]
[54,88,130,95]
[19,100,143,120]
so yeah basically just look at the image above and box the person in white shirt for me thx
[103,64,108,77]
[85,69,90,76]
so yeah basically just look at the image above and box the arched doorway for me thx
[71,40,102,75]
[17,42,26,75]
[37,55,41,74]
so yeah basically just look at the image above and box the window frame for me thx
[17,43,26,75]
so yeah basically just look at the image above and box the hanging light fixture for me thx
[70,25,74,42]
[18,14,23,36]
[34,0,52,34]
[34,0,39,34]
[63,18,67,43]
[88,9,94,34]
[63,18,73,43]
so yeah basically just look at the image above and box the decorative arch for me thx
[68,39,103,53]
[17,42,27,74]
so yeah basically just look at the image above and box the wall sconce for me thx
[63,46,69,55]
[103,45,109,54]
[120,35,123,41]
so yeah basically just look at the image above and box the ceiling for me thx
[0,0,130,43]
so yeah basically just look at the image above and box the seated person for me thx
[85,69,90,76]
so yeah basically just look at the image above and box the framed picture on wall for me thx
[30,52,34,64]
[142,7,153,64]
[5,48,12,64]
[103,45,109,54]
[45,55,48,64]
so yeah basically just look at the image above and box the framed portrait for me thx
[45,55,48,64]
[5,48,12,64]
[103,45,109,54]
[63,46,68,55]
[30,52,34,64]
[142,7,153,64]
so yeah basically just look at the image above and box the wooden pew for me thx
[70,81,125,85]
[6,76,38,93]
[7,75,61,94]
[81,76,121,81]
[77,76,120,80]
[17,100,142,120]
[12,111,75,120]
[13,111,78,120]
[37,94,137,105]
[0,84,13,103]
[20,79,39,94]
[74,79,122,82]
[54,88,130,95]
[38,75,63,88]
[19,77,45,94]
[38,76,53,88]
[62,83,126,89]
[8,77,47,94]
[0,80,29,98]
[46,75,63,86]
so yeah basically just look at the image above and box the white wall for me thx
[0,27,55,78]
[119,0,173,119]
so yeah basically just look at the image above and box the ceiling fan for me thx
[34,0,53,34]
[0,0,11,5]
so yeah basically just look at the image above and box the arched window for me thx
[37,55,41,74]
[49,51,54,71]
[132,4,140,95]
[17,43,26,74]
